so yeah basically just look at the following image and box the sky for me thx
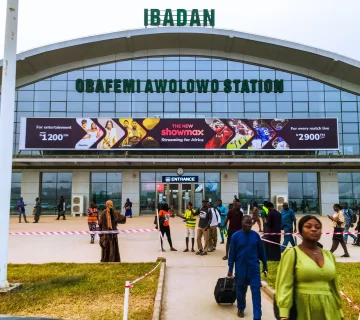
[0,0,359,61]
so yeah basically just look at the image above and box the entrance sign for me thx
[162,176,199,183]
[144,9,215,27]
[19,117,339,151]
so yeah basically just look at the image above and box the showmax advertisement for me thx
[19,117,339,151]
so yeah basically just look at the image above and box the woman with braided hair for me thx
[98,200,126,262]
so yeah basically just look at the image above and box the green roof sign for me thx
[144,9,215,27]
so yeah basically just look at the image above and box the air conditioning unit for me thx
[71,195,85,217]
[276,195,288,212]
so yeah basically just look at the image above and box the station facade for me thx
[3,23,360,217]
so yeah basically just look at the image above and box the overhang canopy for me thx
[1,27,360,93]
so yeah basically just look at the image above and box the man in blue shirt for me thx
[280,202,296,252]
[227,215,267,320]
[343,202,356,244]
[216,199,228,244]
[17,197,28,223]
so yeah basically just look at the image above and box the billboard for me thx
[19,117,339,151]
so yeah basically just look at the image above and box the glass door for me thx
[167,184,180,216]
[181,184,192,215]
[194,183,205,210]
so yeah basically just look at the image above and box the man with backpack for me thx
[343,202,357,244]
[207,201,221,252]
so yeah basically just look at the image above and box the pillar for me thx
[220,171,239,206]
[21,171,40,210]
[122,171,140,216]
[319,170,339,216]
[71,171,90,215]
[270,170,288,204]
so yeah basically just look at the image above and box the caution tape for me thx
[125,261,162,288]
[261,237,287,248]
[340,290,360,314]
[261,232,359,235]
[9,228,158,236]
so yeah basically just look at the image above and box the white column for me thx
[320,170,339,216]
[72,171,90,214]
[270,170,288,204]
[221,171,238,206]
[21,171,40,210]
[122,171,140,216]
[0,0,19,288]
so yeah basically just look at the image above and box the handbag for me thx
[125,205,131,210]
[273,247,297,320]
[333,221,344,241]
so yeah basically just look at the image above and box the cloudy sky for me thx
[0,0,359,61]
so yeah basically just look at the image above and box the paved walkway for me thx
[7,215,360,320]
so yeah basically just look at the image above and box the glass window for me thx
[40,172,72,215]
[91,172,122,211]
[288,172,319,214]
[10,172,22,215]
[338,173,360,210]
[238,172,269,208]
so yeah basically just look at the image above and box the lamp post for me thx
[0,0,19,288]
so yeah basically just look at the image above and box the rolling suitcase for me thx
[214,277,236,304]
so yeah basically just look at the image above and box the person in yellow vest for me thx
[182,202,197,252]
[87,201,99,244]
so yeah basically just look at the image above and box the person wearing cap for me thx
[87,201,99,244]
[280,202,297,251]
[194,200,212,255]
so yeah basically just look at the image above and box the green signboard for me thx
[144,9,215,27]
[75,79,284,94]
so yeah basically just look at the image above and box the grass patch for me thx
[0,263,160,320]
[261,262,360,320]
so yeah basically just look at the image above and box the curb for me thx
[261,280,275,300]
[152,258,166,320]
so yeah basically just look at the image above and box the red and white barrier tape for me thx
[261,232,359,235]
[9,228,158,236]
[261,237,287,248]
[125,261,162,288]
[340,290,360,314]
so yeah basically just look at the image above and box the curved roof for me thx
[1,27,360,93]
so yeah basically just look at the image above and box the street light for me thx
[0,0,19,288]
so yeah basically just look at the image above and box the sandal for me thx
[171,248,177,251]
[183,249,189,252]
[222,256,228,260]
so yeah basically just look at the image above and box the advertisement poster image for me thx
[20,117,339,151]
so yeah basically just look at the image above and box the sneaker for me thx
[170,247,177,251]
[237,310,245,318]
[200,251,207,256]
[220,241,224,244]
[208,249,213,252]
[341,254,350,257]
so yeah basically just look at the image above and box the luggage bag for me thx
[214,277,237,304]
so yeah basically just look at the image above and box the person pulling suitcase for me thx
[227,215,268,319]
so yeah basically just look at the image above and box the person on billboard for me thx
[76,122,101,149]
[235,120,249,148]
[207,120,232,149]
[121,120,131,146]
[99,120,118,149]
[275,137,288,150]
[251,120,273,149]
[127,121,143,146]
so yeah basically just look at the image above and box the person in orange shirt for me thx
[156,203,177,252]
[88,201,98,244]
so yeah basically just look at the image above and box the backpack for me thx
[350,210,357,224]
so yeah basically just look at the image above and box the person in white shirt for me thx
[275,137,287,150]
[207,201,220,252]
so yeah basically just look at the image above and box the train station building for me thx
[2,10,360,216]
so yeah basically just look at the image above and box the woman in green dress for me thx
[275,215,344,320]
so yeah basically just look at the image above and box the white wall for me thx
[122,171,140,216]
[221,171,239,206]
[270,170,288,204]
[72,171,90,215]
[21,171,40,211]
[320,170,339,216]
